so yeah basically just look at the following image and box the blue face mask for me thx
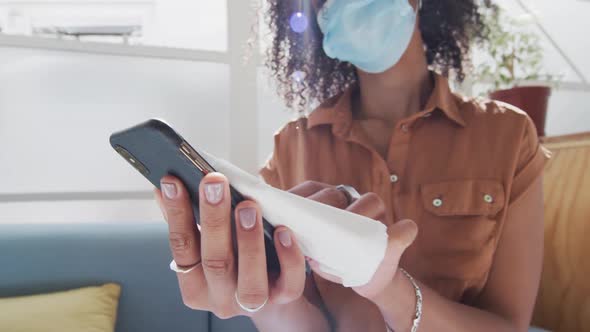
[317,0,419,74]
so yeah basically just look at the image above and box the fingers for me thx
[355,219,418,299]
[159,175,201,267]
[288,180,349,209]
[388,219,418,251]
[158,175,208,310]
[346,193,387,223]
[234,201,270,310]
[199,173,236,312]
[289,181,374,212]
[270,227,306,304]
[307,187,350,209]
[288,180,331,197]
[176,267,210,311]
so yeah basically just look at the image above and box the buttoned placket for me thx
[335,109,434,223]
[384,119,414,221]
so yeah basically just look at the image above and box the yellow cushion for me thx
[0,283,121,332]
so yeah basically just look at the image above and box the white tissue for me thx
[201,151,388,287]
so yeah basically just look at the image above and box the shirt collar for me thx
[307,72,466,131]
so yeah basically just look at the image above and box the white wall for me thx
[152,0,227,51]
[1,0,588,223]
[0,45,293,223]
[485,0,590,136]
[257,67,297,165]
[504,0,590,80]
[0,46,232,224]
[546,89,590,136]
[0,46,230,195]
[0,0,228,51]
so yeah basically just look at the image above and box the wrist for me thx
[369,268,407,307]
[371,268,415,332]
[251,296,330,332]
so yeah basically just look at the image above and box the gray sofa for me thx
[0,222,550,332]
[0,222,256,332]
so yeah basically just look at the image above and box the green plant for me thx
[472,6,558,92]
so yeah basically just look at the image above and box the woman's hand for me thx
[294,181,419,302]
[155,173,307,319]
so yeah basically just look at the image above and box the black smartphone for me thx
[110,119,280,273]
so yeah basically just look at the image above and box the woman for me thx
[155,0,551,331]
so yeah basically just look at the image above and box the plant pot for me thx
[489,86,551,137]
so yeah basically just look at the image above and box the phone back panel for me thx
[109,119,280,272]
[110,119,203,216]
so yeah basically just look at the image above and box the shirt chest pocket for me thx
[418,179,506,257]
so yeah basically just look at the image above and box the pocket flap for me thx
[421,180,505,217]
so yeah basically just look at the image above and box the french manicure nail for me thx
[239,208,257,230]
[161,182,178,199]
[278,230,292,247]
[204,182,224,204]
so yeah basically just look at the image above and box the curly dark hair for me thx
[262,0,494,111]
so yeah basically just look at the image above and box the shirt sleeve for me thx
[509,115,552,205]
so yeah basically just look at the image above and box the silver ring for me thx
[169,259,201,274]
[234,291,268,313]
[335,185,361,205]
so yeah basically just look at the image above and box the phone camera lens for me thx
[115,145,150,176]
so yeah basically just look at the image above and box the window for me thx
[0,1,263,224]
[1,0,588,224]
[0,0,228,51]
[471,0,590,136]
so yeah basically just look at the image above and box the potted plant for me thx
[472,6,559,137]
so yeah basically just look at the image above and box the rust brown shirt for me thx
[259,74,551,331]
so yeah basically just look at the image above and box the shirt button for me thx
[432,198,443,207]
[390,174,399,183]
[401,124,409,133]
[484,194,494,203]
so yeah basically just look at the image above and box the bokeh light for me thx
[292,70,306,83]
[290,12,309,33]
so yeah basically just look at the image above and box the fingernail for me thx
[278,230,292,247]
[239,207,257,230]
[400,219,418,232]
[398,219,413,227]
[161,182,178,199]
[397,219,419,244]
[204,182,224,204]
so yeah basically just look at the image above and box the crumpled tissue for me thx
[201,150,388,287]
